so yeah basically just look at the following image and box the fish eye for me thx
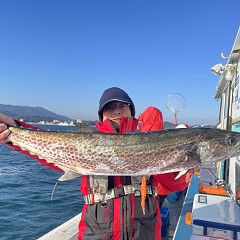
[227,137,237,146]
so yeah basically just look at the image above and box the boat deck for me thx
[162,190,187,240]
[37,213,81,240]
[172,174,199,239]
[161,175,199,239]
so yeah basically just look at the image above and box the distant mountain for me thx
[163,121,176,129]
[0,104,71,122]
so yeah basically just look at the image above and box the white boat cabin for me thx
[213,27,240,202]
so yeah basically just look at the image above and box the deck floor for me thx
[162,191,186,240]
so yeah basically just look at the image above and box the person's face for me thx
[102,101,132,130]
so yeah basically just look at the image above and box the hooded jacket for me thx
[138,106,164,132]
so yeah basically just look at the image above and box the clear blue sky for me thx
[0,1,239,125]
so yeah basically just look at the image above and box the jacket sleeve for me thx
[6,120,63,172]
[152,172,190,195]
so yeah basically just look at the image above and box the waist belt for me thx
[83,185,157,204]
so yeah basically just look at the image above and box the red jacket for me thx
[138,106,164,132]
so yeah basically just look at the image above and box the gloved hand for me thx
[0,113,17,144]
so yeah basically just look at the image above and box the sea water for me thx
[0,125,84,240]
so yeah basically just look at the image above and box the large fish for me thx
[6,127,240,180]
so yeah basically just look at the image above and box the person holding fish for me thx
[0,87,192,240]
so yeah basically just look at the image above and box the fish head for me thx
[198,128,240,163]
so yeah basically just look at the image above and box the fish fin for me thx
[174,170,188,180]
[58,168,82,181]
[74,122,97,132]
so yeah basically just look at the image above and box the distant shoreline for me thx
[27,122,75,126]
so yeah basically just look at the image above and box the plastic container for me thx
[192,194,240,240]
[198,182,228,196]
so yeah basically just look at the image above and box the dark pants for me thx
[79,194,161,240]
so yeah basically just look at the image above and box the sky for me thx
[0,1,240,126]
